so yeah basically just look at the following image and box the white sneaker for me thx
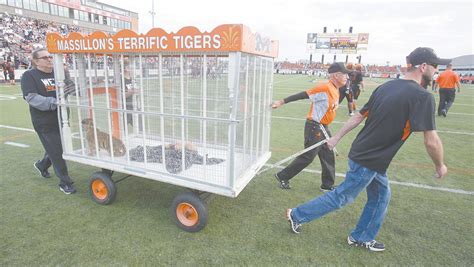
[348,236,385,252]
[286,209,301,234]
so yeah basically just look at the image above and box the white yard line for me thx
[389,181,474,195]
[0,93,26,97]
[2,116,472,137]
[271,116,474,136]
[270,97,474,111]
[0,94,17,100]
[4,141,29,148]
[438,130,474,136]
[447,112,474,116]
[0,125,36,133]
[448,103,474,107]
[265,164,474,195]
[273,76,305,84]
[1,123,472,195]
[272,115,344,124]
[334,105,473,116]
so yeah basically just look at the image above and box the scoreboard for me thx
[307,32,369,54]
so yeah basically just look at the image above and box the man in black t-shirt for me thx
[284,47,448,252]
[350,64,364,112]
[21,48,76,194]
[338,63,354,115]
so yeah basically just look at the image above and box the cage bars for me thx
[54,51,273,197]
[103,54,115,161]
[138,55,148,168]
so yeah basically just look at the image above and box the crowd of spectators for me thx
[274,60,411,79]
[364,65,408,78]
[1,13,467,84]
[460,74,474,84]
[0,12,80,76]
[275,61,331,76]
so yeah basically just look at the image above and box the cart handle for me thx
[257,139,328,176]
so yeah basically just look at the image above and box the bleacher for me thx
[365,65,406,78]
[275,61,330,75]
[1,13,409,82]
[0,13,82,69]
[274,60,406,78]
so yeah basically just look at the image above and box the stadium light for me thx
[149,0,156,28]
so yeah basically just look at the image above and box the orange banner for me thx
[46,24,278,58]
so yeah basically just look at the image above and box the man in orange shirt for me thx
[272,62,349,191]
[434,64,461,117]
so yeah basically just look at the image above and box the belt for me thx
[306,119,327,126]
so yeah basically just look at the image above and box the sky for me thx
[100,0,473,65]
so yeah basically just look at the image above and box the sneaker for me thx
[286,209,301,234]
[320,185,335,193]
[349,112,355,116]
[33,161,51,178]
[275,173,291,189]
[59,184,76,195]
[347,235,385,252]
[441,109,447,117]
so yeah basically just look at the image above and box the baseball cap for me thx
[406,47,451,67]
[328,62,350,74]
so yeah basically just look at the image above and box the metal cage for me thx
[51,26,277,198]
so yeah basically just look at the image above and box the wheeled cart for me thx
[47,24,278,231]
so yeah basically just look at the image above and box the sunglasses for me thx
[427,63,438,68]
[36,55,53,60]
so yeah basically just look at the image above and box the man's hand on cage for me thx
[271,100,284,109]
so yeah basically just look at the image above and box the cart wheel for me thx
[89,171,116,205]
[171,192,208,232]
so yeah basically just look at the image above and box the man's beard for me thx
[420,72,432,89]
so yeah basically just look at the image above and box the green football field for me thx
[1,75,473,265]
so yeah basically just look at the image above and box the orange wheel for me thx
[171,192,208,232]
[89,171,116,205]
[176,202,199,227]
[91,179,108,200]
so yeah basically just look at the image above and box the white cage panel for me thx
[55,51,273,197]
[233,54,273,183]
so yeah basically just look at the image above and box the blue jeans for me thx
[291,159,391,242]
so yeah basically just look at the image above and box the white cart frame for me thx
[48,25,278,231]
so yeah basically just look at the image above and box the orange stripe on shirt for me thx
[401,120,411,141]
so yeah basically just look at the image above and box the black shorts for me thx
[8,72,14,80]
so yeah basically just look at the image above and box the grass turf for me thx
[0,75,473,265]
